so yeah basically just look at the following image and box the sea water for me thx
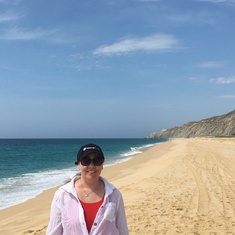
[0,138,167,209]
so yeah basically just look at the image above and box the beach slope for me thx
[1,138,235,234]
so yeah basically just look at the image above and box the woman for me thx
[46,143,129,235]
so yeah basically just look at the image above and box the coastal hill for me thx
[147,110,235,138]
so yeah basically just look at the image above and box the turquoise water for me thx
[0,138,167,209]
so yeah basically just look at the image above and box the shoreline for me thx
[1,137,235,234]
[0,141,164,211]
[0,139,162,210]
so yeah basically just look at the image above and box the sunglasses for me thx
[81,156,104,166]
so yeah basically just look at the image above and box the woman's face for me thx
[78,153,103,180]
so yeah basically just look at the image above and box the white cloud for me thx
[217,95,235,98]
[198,61,224,68]
[93,34,179,56]
[0,11,24,22]
[0,0,20,5]
[197,0,235,5]
[210,76,235,84]
[166,11,217,25]
[0,27,55,41]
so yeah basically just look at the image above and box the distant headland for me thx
[147,110,235,138]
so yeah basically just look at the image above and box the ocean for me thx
[0,138,167,210]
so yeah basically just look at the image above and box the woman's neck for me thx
[79,177,100,189]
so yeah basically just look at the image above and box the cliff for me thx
[147,110,235,138]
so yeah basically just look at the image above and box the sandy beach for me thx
[1,137,235,235]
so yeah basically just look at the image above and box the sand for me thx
[1,137,235,234]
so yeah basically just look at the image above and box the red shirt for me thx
[80,197,104,233]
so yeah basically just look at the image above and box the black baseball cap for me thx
[75,143,104,165]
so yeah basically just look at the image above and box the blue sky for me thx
[0,0,234,138]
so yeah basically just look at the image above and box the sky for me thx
[0,0,235,138]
